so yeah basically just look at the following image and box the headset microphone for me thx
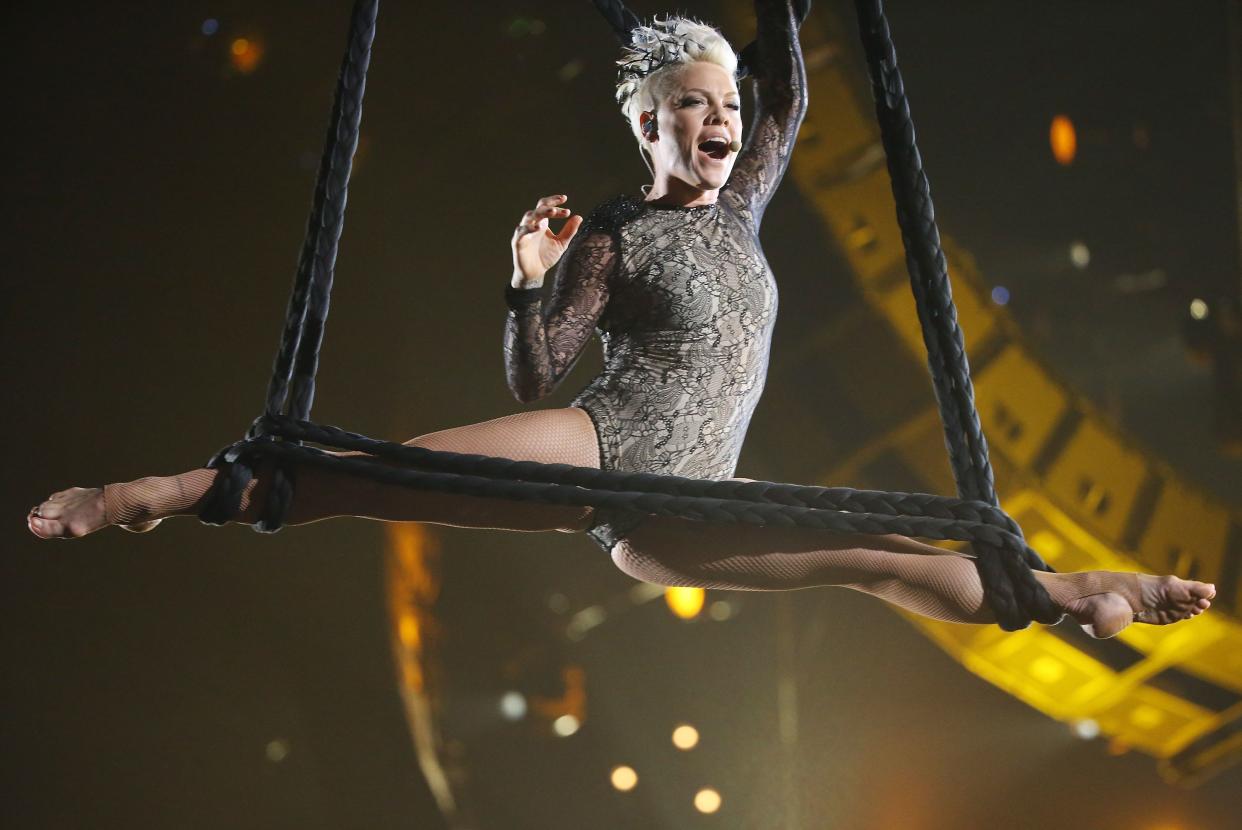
[729,139,742,153]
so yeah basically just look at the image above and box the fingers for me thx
[535,194,570,220]
[515,210,540,237]
[516,195,572,238]
[554,213,583,244]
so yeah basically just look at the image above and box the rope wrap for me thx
[198,0,1061,634]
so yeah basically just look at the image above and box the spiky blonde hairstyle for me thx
[615,17,739,170]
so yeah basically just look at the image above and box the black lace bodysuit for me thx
[504,0,806,551]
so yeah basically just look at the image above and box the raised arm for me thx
[504,223,618,403]
[726,0,808,223]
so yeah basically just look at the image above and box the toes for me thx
[28,516,63,539]
[35,501,64,520]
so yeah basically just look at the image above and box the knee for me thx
[610,540,702,587]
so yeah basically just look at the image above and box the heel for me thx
[121,519,163,533]
[1079,593,1135,639]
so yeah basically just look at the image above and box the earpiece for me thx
[642,113,658,139]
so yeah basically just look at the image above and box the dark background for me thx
[4,1,1239,828]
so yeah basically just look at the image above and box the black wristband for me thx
[505,284,543,310]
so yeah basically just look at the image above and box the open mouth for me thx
[697,137,730,160]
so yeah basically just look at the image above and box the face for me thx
[645,61,742,192]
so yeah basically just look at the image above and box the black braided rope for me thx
[199,0,378,531]
[218,434,1041,556]
[197,0,1061,633]
[852,0,1059,629]
[250,413,1050,566]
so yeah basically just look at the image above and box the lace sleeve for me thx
[725,0,808,225]
[503,229,618,403]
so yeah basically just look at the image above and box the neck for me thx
[644,173,718,207]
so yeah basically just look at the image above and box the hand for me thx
[511,194,584,289]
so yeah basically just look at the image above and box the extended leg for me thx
[29,408,601,537]
[613,518,1216,636]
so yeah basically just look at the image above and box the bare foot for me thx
[27,487,163,539]
[28,487,108,539]
[1056,572,1215,639]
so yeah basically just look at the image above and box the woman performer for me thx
[28,2,1214,639]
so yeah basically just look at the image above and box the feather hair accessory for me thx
[615,18,707,104]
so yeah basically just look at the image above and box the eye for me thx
[726,103,741,110]
[681,97,704,107]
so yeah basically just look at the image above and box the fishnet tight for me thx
[102,406,1127,626]
[611,520,1113,625]
[104,408,599,532]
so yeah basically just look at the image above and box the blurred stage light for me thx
[552,714,580,737]
[1028,655,1066,684]
[610,765,638,792]
[694,787,722,814]
[1129,705,1164,729]
[1190,298,1209,320]
[672,724,700,750]
[1050,115,1077,165]
[1071,719,1100,740]
[990,286,1010,306]
[230,37,263,74]
[499,691,527,721]
[265,738,290,762]
[665,586,705,619]
[201,18,219,36]
[1069,241,1090,269]
[707,599,736,621]
[567,604,607,641]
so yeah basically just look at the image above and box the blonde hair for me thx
[615,17,739,170]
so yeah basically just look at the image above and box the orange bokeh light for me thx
[230,37,263,74]
[1049,114,1076,165]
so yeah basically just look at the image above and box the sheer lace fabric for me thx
[504,0,807,549]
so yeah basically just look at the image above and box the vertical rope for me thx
[851,0,1059,629]
[199,0,379,529]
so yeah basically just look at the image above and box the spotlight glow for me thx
[229,37,263,74]
[610,765,638,791]
[1069,241,1090,269]
[201,18,219,36]
[1050,115,1077,165]
[1071,719,1100,740]
[265,738,289,762]
[552,714,580,737]
[990,286,1010,306]
[499,691,527,721]
[1029,656,1066,683]
[694,787,722,814]
[672,724,700,750]
[1129,705,1164,729]
[1190,298,1209,320]
[665,586,705,619]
